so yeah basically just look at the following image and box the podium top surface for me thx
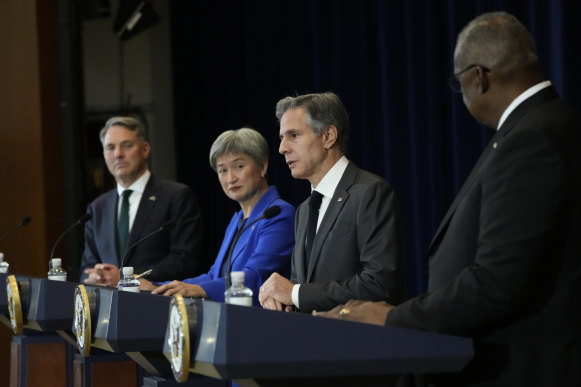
[175,300,474,379]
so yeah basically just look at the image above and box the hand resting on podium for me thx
[83,263,121,287]
[139,278,209,298]
[316,299,393,326]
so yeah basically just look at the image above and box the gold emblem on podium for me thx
[73,284,92,357]
[168,294,190,382]
[6,275,23,335]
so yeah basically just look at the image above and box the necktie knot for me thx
[309,190,323,209]
[122,189,133,200]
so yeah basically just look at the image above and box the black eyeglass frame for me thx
[447,64,491,93]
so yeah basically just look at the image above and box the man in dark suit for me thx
[320,12,581,387]
[81,116,206,286]
[259,92,404,313]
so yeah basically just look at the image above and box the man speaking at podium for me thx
[80,116,206,286]
[259,92,405,313]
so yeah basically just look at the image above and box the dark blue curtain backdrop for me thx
[169,0,581,298]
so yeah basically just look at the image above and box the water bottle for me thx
[48,258,67,281]
[0,252,9,273]
[117,267,140,292]
[224,271,253,306]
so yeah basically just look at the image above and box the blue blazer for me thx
[182,186,294,305]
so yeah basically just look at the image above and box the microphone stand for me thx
[224,206,281,289]
[118,220,176,278]
[0,216,31,244]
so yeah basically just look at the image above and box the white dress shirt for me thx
[116,169,151,232]
[292,156,349,308]
[497,80,552,130]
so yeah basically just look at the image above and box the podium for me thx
[0,273,10,327]
[4,274,76,387]
[3,275,138,387]
[75,285,175,377]
[74,285,225,387]
[7,275,77,335]
[163,298,473,386]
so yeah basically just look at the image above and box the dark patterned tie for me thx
[305,190,323,273]
[117,189,133,263]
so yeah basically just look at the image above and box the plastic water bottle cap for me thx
[231,271,245,282]
[51,258,62,267]
[122,267,134,277]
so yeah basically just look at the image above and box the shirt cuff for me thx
[291,284,300,308]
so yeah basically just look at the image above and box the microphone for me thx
[224,205,282,289]
[119,219,176,274]
[0,216,32,244]
[50,213,92,261]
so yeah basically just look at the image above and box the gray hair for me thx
[454,12,539,77]
[100,116,149,144]
[209,127,269,171]
[275,92,350,154]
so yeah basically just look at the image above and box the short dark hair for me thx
[100,116,149,144]
[454,12,539,77]
[276,92,350,154]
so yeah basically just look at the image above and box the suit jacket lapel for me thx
[427,86,559,256]
[126,176,158,264]
[427,131,500,255]
[306,162,356,281]
[295,202,309,283]
[228,205,263,266]
[212,213,241,275]
[106,190,121,262]
[218,186,280,272]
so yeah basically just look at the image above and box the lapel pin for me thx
[337,197,343,202]
[493,142,498,149]
[149,196,156,201]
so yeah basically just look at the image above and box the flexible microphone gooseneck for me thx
[0,216,32,244]
[49,213,92,261]
[224,205,282,289]
[119,219,176,276]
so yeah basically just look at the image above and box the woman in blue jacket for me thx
[140,128,294,306]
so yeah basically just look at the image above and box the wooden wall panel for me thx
[0,0,65,385]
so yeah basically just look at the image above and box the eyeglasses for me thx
[447,64,491,93]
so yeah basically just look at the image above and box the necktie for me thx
[305,190,323,271]
[117,189,133,263]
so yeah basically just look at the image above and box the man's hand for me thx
[151,281,208,298]
[83,263,120,287]
[259,272,294,311]
[315,299,394,326]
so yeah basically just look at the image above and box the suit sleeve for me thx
[387,126,573,336]
[79,204,100,281]
[299,180,405,312]
[146,185,207,281]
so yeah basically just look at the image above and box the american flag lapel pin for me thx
[149,196,156,201]
[337,197,343,202]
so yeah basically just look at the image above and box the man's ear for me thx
[142,141,151,159]
[323,125,338,150]
[476,67,490,93]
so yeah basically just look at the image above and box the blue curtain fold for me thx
[170,0,581,298]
